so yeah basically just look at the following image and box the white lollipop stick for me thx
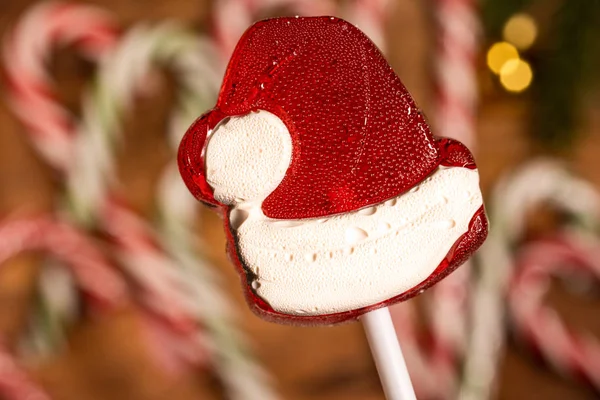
[362,307,417,400]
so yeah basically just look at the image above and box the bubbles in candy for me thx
[178,16,488,325]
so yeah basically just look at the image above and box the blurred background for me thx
[0,0,599,399]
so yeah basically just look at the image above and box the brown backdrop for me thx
[0,1,599,399]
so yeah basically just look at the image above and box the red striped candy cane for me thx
[69,24,222,369]
[101,198,209,371]
[435,0,481,397]
[0,217,127,310]
[510,234,600,391]
[390,302,459,399]
[431,0,480,343]
[434,0,479,149]
[3,1,118,171]
[0,216,128,400]
[3,3,206,372]
[470,159,600,399]
[0,341,50,400]
[430,0,480,396]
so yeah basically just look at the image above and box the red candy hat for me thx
[179,17,487,325]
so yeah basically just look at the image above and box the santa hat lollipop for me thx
[179,16,487,325]
[179,16,487,399]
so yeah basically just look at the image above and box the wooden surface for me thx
[1,1,599,399]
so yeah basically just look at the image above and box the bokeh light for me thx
[499,58,533,92]
[503,13,538,50]
[487,41,519,74]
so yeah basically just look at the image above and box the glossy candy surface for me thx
[178,16,488,324]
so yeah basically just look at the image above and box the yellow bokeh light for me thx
[487,42,519,74]
[503,13,538,50]
[500,59,533,92]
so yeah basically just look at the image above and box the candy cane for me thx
[389,302,457,399]
[74,23,278,398]
[70,22,221,354]
[69,23,220,222]
[431,0,480,341]
[157,164,279,400]
[3,1,118,171]
[213,0,337,60]
[3,1,121,353]
[463,159,600,399]
[0,216,127,317]
[3,2,206,370]
[509,233,600,390]
[429,1,481,397]
[0,216,128,400]
[0,341,50,400]
[433,0,479,149]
